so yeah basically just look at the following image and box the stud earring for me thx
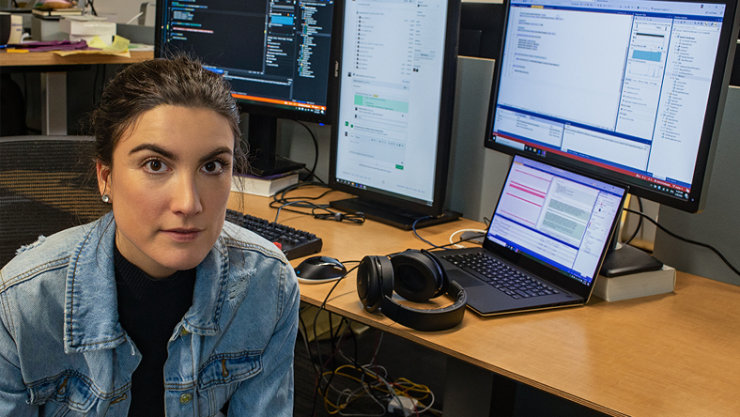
[101,194,111,204]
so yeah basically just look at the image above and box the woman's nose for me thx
[171,174,203,216]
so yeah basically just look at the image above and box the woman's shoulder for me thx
[0,220,102,289]
[220,220,289,263]
[218,221,298,291]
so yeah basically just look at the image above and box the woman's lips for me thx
[161,228,202,242]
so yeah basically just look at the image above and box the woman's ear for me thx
[96,160,111,197]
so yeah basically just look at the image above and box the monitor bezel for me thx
[154,0,342,126]
[484,0,740,213]
[328,0,462,218]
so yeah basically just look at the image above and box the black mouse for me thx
[294,256,347,281]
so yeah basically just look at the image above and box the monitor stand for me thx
[249,155,304,178]
[330,197,461,230]
[600,223,663,277]
[244,113,305,177]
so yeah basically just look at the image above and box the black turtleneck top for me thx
[114,246,196,416]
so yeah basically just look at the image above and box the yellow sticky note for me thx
[88,35,130,53]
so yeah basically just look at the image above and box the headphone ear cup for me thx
[391,250,447,303]
[357,256,394,312]
[425,250,449,297]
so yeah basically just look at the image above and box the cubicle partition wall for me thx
[654,86,740,285]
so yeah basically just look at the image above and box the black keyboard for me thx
[441,252,559,300]
[225,209,322,260]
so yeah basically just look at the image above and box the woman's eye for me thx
[202,160,226,174]
[144,159,168,173]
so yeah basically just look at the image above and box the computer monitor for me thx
[155,0,339,176]
[328,0,461,230]
[486,0,739,214]
[485,0,739,275]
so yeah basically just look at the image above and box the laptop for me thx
[432,155,626,316]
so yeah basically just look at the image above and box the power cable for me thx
[624,208,740,277]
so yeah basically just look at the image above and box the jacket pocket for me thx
[27,371,101,415]
[197,351,262,415]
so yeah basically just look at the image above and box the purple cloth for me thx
[7,40,99,52]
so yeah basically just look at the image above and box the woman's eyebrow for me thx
[199,147,233,164]
[128,144,232,164]
[129,143,176,159]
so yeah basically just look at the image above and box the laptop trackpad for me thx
[447,270,485,288]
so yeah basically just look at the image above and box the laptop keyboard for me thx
[441,252,560,299]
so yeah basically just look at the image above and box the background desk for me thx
[229,189,740,417]
[0,50,153,135]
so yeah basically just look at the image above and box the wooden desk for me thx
[0,50,153,134]
[0,50,154,67]
[228,190,740,417]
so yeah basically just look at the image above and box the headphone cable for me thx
[411,216,445,249]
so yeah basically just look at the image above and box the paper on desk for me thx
[53,35,131,57]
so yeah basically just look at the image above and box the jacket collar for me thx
[64,212,228,353]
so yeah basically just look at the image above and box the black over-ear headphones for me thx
[357,250,467,331]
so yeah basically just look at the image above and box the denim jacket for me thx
[0,212,299,416]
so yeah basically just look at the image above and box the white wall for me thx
[91,0,155,25]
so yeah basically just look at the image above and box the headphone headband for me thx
[379,280,467,331]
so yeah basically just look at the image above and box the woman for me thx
[0,57,299,416]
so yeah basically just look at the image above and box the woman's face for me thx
[97,105,235,278]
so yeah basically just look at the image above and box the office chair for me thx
[0,136,110,267]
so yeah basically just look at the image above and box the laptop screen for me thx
[487,156,626,286]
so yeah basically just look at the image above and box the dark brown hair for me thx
[91,55,247,171]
